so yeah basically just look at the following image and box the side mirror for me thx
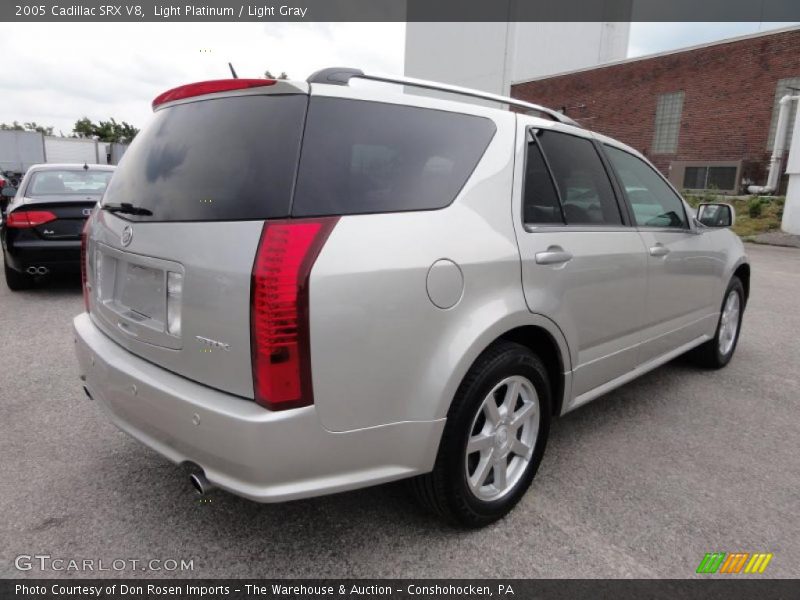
[697,203,734,228]
[1,186,17,198]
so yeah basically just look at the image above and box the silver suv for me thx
[73,68,749,526]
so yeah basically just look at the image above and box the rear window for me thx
[291,98,496,217]
[102,95,307,221]
[27,169,113,197]
[103,95,495,222]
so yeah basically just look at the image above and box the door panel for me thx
[513,122,649,400]
[602,144,722,363]
[636,230,719,362]
[518,230,649,396]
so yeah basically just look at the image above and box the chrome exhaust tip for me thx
[37,266,48,275]
[26,266,37,274]
[189,471,214,496]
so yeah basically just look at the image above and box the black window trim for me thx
[521,126,632,232]
[600,142,693,233]
[523,127,566,226]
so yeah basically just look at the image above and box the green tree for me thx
[72,117,95,138]
[71,117,139,144]
[0,121,54,134]
[24,122,53,135]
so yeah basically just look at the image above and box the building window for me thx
[652,91,684,154]
[683,166,738,191]
[766,76,800,151]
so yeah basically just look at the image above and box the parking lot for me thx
[1,242,798,579]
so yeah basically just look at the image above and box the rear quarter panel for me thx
[309,108,536,432]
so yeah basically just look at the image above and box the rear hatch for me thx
[85,79,497,403]
[86,83,308,399]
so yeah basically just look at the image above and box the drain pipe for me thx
[749,94,799,195]
[782,98,800,234]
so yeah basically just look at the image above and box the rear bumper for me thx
[4,239,81,273]
[72,312,444,502]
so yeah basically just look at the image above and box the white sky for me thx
[0,22,406,134]
[1,21,796,135]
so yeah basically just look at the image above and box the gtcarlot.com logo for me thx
[696,552,773,574]
[14,554,194,572]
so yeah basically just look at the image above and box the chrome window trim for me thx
[522,224,635,234]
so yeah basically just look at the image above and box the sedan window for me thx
[27,170,113,197]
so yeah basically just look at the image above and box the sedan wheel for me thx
[4,256,33,291]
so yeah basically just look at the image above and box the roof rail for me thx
[307,67,580,127]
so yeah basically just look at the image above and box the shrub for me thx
[748,198,762,218]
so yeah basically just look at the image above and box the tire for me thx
[690,276,745,369]
[411,341,551,527]
[4,257,33,291]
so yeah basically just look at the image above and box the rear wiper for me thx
[102,202,153,216]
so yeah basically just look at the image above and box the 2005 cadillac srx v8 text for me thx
[73,68,749,526]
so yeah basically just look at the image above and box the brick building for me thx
[511,26,800,194]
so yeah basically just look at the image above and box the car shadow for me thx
[16,273,83,296]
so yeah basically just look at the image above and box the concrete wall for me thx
[511,22,630,86]
[511,27,800,191]
[44,137,101,164]
[0,130,45,172]
[1,133,129,172]
[404,22,630,97]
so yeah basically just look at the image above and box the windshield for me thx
[26,169,113,197]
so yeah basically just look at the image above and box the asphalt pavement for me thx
[1,243,798,578]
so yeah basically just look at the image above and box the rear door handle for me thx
[649,244,670,257]
[535,248,573,265]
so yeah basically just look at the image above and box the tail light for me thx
[5,210,57,228]
[80,217,91,312]
[152,79,277,109]
[250,218,338,410]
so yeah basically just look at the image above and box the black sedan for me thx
[2,163,115,290]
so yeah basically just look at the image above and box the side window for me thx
[523,140,562,224]
[534,130,622,226]
[604,145,688,229]
[292,98,497,217]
